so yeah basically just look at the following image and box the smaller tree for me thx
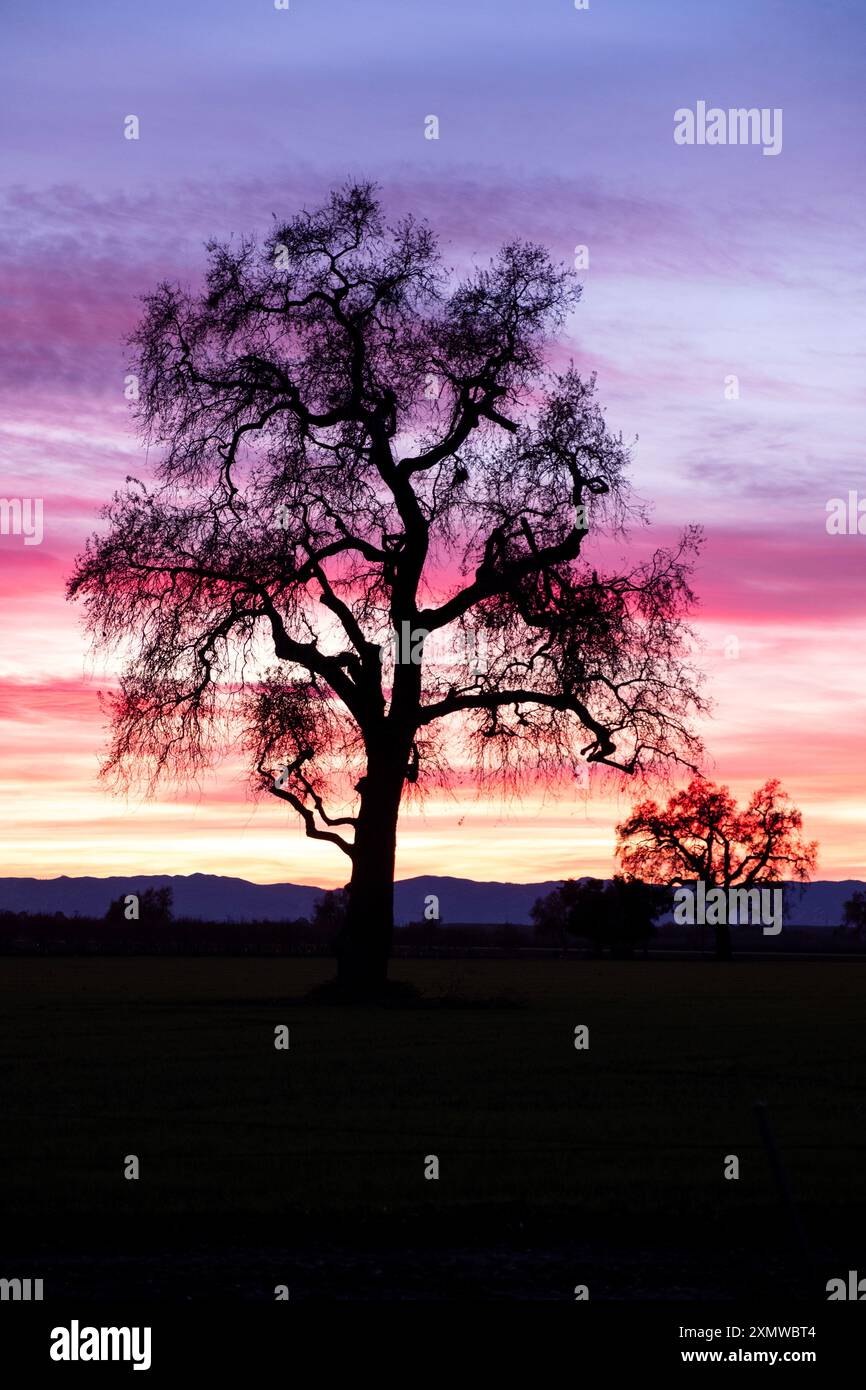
[311,887,349,941]
[532,877,598,952]
[531,875,667,957]
[104,885,173,926]
[841,890,866,942]
[616,777,817,959]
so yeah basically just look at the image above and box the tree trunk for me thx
[336,745,406,998]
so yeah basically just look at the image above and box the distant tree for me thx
[616,777,817,959]
[603,876,669,955]
[533,876,598,951]
[403,912,444,932]
[70,182,704,998]
[841,890,866,941]
[531,875,666,957]
[311,887,349,940]
[104,886,173,926]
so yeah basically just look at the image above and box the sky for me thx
[1,0,865,887]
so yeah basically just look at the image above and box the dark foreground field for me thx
[0,958,863,1301]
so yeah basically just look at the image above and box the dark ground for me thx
[1,957,863,1301]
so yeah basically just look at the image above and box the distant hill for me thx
[0,873,861,928]
[0,874,321,923]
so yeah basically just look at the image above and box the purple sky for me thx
[2,0,866,884]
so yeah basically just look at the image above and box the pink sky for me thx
[2,0,865,885]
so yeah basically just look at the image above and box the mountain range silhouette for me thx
[0,874,860,927]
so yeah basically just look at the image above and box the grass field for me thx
[1,957,863,1299]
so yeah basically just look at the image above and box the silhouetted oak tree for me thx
[616,777,817,959]
[70,183,704,997]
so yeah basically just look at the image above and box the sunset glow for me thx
[3,0,865,885]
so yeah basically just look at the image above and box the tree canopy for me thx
[616,777,817,958]
[69,182,706,992]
